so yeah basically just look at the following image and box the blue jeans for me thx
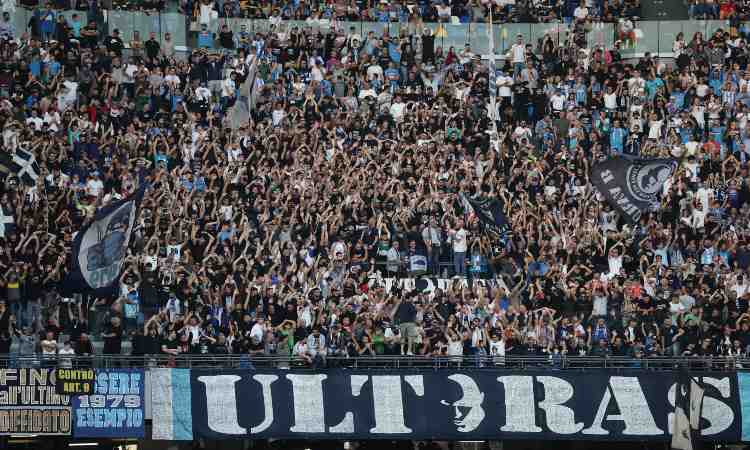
[453,251,466,277]
[429,245,442,275]
[22,300,41,330]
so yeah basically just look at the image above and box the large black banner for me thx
[591,157,678,223]
[150,369,742,441]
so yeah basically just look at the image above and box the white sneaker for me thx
[407,351,414,356]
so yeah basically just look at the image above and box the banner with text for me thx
[150,369,742,441]
[0,368,72,435]
[368,277,509,296]
[73,369,145,438]
[56,368,96,395]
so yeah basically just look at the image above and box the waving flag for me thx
[62,186,145,296]
[0,148,41,186]
[592,156,678,223]
[461,194,509,239]
[487,11,498,126]
[0,204,14,238]
[672,370,704,450]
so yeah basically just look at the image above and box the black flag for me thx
[672,370,704,450]
[591,157,678,223]
[461,195,509,239]
[62,187,145,296]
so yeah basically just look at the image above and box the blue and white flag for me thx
[246,55,260,112]
[62,186,145,296]
[487,11,499,133]
[0,204,15,238]
[151,368,193,441]
[0,148,41,186]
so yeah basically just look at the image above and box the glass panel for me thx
[530,22,570,51]
[636,21,658,54]
[680,19,709,41]
[469,22,489,56]
[588,23,614,50]
[161,12,186,49]
[6,9,739,64]
[444,21,468,53]
[659,21,680,55]
[107,9,135,39]
[11,8,30,36]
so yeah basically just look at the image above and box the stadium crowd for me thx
[0,0,748,368]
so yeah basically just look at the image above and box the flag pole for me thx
[488,6,500,154]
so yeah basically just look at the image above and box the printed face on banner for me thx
[78,200,137,289]
[440,374,485,432]
[627,160,678,204]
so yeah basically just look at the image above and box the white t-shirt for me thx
[386,247,401,272]
[26,116,43,131]
[489,339,505,357]
[452,228,468,252]
[41,339,57,355]
[734,281,749,298]
[366,64,383,81]
[86,178,104,197]
[199,3,214,24]
[250,323,265,342]
[195,86,211,101]
[221,77,236,98]
[164,74,181,88]
[551,93,566,111]
[497,75,513,97]
[604,92,617,109]
[648,120,663,140]
[669,301,686,317]
[608,255,623,277]
[390,102,406,121]
[511,43,525,63]
[696,187,712,212]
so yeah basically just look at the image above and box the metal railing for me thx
[0,354,745,370]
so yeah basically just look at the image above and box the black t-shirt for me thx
[0,308,9,333]
[145,39,160,59]
[161,337,178,353]
[131,333,146,356]
[219,31,234,49]
[106,36,124,56]
[82,24,97,47]
[102,324,123,354]
[211,342,229,354]
[0,333,11,354]
[395,301,417,323]
[248,338,264,353]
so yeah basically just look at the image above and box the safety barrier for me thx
[0,354,746,370]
